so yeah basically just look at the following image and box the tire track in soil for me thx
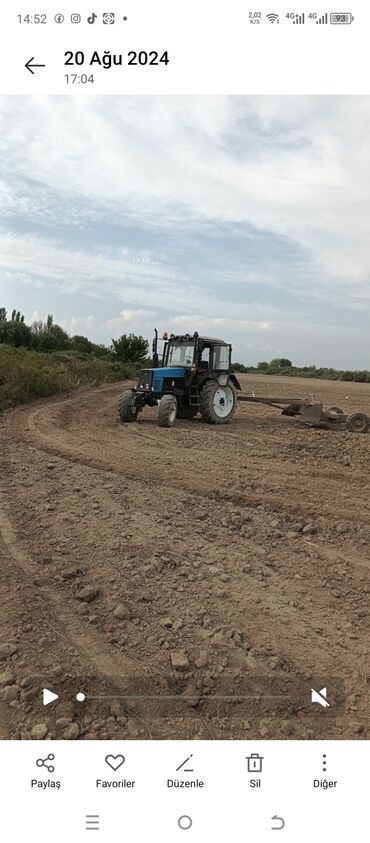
[0,490,140,678]
[16,384,370,528]
[12,400,369,527]
[0,491,215,740]
[0,376,369,740]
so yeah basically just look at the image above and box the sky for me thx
[1,95,370,367]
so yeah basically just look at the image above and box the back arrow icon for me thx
[25,57,46,75]
[271,815,285,830]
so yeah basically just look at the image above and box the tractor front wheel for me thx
[200,380,236,424]
[118,390,138,423]
[158,394,178,428]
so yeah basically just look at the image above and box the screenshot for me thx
[0,1,368,839]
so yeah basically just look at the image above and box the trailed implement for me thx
[237,395,369,433]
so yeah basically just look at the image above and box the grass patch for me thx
[0,345,138,412]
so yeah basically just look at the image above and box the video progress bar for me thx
[83,694,290,701]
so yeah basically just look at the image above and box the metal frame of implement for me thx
[237,395,370,433]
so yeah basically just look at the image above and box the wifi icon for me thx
[267,13,279,23]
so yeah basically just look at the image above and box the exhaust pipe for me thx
[152,328,159,368]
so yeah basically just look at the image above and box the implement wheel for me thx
[200,380,236,424]
[327,406,344,414]
[118,390,138,423]
[158,394,178,428]
[345,412,369,434]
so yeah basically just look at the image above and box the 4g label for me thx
[64,51,170,68]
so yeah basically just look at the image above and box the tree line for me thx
[0,308,149,363]
[2,309,369,383]
[233,357,370,383]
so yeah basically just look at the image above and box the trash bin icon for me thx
[246,752,263,772]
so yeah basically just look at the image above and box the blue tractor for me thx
[118,330,241,428]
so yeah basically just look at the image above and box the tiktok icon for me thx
[87,12,97,24]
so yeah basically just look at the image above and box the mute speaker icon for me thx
[311,687,330,707]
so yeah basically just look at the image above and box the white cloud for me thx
[0,229,311,329]
[60,315,97,337]
[0,97,370,290]
[0,230,183,299]
[1,97,370,365]
[1,96,370,296]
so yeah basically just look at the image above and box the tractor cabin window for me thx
[212,345,230,370]
[167,344,195,367]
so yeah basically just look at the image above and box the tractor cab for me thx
[118,329,240,428]
[163,337,195,368]
[160,332,232,373]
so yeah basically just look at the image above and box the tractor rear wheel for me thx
[158,394,178,428]
[345,412,370,434]
[199,380,236,424]
[118,390,138,422]
[177,405,199,420]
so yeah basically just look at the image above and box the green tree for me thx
[49,323,69,349]
[10,309,25,323]
[90,342,109,357]
[0,308,7,322]
[269,357,292,368]
[30,314,69,351]
[111,333,149,363]
[233,362,249,373]
[0,320,32,348]
[90,342,109,358]
[31,332,57,352]
[70,335,94,354]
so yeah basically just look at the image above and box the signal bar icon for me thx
[293,13,305,24]
[266,13,279,23]
[316,13,328,24]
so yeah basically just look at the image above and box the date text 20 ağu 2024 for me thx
[64,50,170,68]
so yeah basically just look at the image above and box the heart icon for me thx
[105,754,125,771]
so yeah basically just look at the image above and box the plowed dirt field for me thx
[0,374,369,740]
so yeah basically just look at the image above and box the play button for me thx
[43,688,59,706]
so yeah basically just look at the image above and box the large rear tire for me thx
[118,390,138,423]
[158,394,178,428]
[199,380,236,424]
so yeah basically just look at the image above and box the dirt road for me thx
[0,374,369,740]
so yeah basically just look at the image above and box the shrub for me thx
[0,345,138,412]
